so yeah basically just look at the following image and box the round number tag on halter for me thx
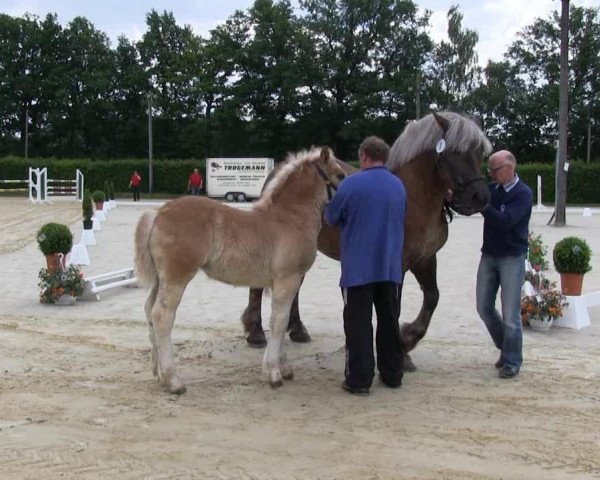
[436,138,446,154]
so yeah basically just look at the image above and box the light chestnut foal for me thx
[135,147,346,394]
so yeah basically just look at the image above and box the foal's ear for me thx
[319,146,332,163]
[433,112,450,133]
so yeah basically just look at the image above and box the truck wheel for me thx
[236,193,247,202]
[225,193,235,202]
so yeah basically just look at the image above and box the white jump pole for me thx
[535,175,543,210]
[76,169,84,201]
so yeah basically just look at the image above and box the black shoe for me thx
[499,366,519,379]
[379,374,402,389]
[342,381,370,396]
[494,357,503,369]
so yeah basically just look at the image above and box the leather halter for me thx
[314,164,337,202]
[435,135,486,223]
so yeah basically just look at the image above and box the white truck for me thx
[206,157,275,202]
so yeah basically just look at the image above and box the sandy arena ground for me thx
[1,196,599,479]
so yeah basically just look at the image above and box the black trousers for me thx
[132,186,140,201]
[342,282,403,388]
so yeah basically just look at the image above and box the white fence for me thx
[28,168,83,203]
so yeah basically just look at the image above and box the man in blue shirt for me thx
[325,136,407,395]
[476,150,532,379]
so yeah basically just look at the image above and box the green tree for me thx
[297,0,431,158]
[427,5,480,110]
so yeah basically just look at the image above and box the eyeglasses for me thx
[487,164,510,174]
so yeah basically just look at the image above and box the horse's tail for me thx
[134,211,158,288]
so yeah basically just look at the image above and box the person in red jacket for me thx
[129,170,141,201]
[187,168,203,195]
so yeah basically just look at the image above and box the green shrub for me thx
[37,222,73,255]
[92,190,105,203]
[109,181,115,200]
[82,189,93,221]
[553,236,592,274]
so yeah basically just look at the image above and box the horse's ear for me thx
[319,146,332,163]
[433,112,450,134]
[471,115,484,129]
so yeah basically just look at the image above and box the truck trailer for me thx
[206,157,274,202]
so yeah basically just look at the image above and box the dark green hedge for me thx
[515,162,600,205]
[0,156,205,195]
[1,156,599,204]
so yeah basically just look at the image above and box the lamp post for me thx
[147,94,153,195]
[24,105,29,160]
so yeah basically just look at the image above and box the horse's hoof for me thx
[165,378,187,395]
[403,353,417,373]
[246,331,267,348]
[269,371,283,388]
[281,366,294,380]
[289,326,311,343]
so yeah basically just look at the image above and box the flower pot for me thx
[83,219,93,230]
[45,253,66,273]
[55,294,76,306]
[94,201,104,211]
[559,273,584,296]
[528,315,553,331]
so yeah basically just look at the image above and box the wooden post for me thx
[553,0,569,227]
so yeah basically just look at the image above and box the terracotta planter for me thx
[45,253,66,273]
[559,273,584,296]
[94,201,104,211]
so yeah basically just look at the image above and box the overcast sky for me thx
[1,0,597,65]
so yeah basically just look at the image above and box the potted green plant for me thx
[553,236,592,296]
[92,190,105,211]
[528,232,548,271]
[37,222,73,272]
[82,189,93,229]
[38,264,84,305]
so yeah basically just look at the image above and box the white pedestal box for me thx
[81,229,96,245]
[69,243,91,266]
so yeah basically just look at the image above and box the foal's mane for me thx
[387,112,492,170]
[254,147,321,210]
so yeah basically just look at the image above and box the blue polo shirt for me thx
[324,166,406,287]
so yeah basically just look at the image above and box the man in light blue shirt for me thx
[325,136,407,395]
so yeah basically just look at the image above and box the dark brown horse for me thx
[241,112,492,370]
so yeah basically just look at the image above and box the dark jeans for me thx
[132,186,140,201]
[190,186,201,195]
[342,282,404,388]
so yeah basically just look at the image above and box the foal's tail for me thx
[134,211,158,288]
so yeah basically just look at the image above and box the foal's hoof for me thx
[269,371,284,389]
[403,353,417,373]
[281,366,294,380]
[164,378,187,395]
[246,330,267,348]
[289,325,311,343]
